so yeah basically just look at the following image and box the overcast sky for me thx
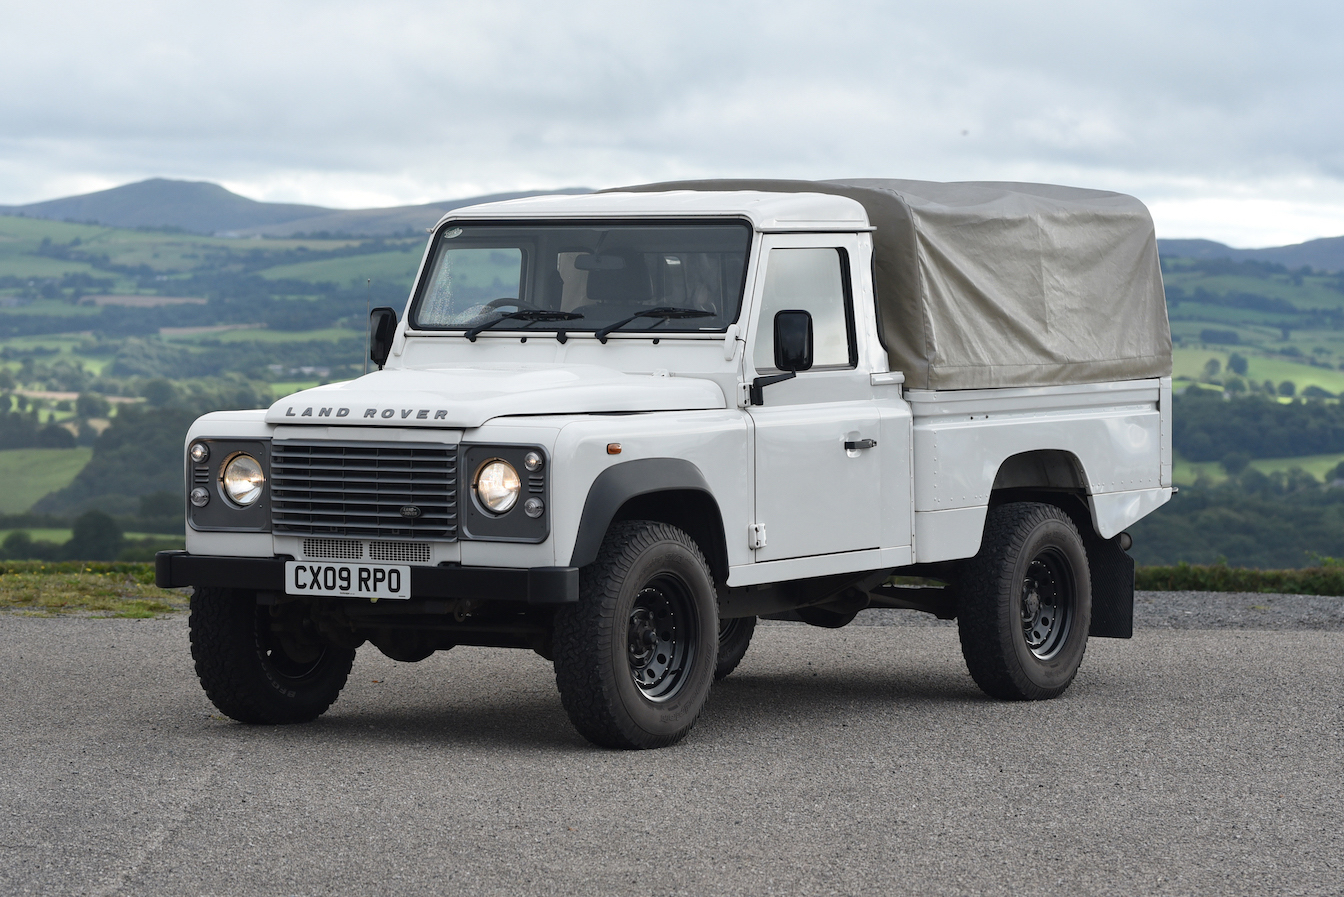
[3,0,1341,247]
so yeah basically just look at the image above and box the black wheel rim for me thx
[627,575,698,702]
[256,607,328,681]
[1019,548,1075,660]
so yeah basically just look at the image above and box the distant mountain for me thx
[4,179,1339,266]
[0,178,589,238]
[1158,236,1344,274]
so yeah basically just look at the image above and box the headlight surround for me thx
[474,458,521,514]
[221,453,266,506]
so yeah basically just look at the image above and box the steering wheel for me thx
[484,297,543,311]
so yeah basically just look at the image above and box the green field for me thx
[1172,346,1344,394]
[0,529,183,543]
[167,325,360,344]
[1162,264,1344,311]
[1173,450,1344,486]
[259,248,422,286]
[0,448,93,514]
[0,214,375,280]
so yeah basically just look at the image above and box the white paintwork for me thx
[912,506,990,564]
[1089,488,1173,540]
[904,377,1172,557]
[266,364,727,429]
[184,188,1171,594]
[441,190,870,233]
[743,232,899,563]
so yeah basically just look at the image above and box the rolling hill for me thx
[0,179,590,238]
[1157,236,1344,274]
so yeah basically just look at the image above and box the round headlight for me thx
[474,459,520,514]
[221,453,265,506]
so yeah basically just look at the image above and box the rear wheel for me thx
[553,521,718,749]
[189,588,355,723]
[956,503,1091,700]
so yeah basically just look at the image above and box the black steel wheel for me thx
[715,616,756,681]
[553,520,718,749]
[956,502,1091,700]
[189,587,355,724]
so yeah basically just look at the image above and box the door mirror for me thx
[773,309,814,372]
[369,306,398,370]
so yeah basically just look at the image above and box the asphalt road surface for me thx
[1,605,1341,897]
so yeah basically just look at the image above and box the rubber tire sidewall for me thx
[554,521,719,749]
[190,587,356,724]
[957,503,1092,700]
[715,616,756,681]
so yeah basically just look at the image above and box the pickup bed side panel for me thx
[909,379,1172,562]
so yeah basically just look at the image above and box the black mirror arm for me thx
[749,371,796,405]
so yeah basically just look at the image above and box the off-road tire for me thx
[553,521,718,749]
[715,616,756,681]
[956,502,1092,700]
[189,587,356,724]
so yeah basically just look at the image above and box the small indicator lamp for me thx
[606,444,622,455]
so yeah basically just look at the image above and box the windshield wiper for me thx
[594,307,716,343]
[464,309,584,342]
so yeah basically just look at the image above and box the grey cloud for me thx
[0,0,1341,242]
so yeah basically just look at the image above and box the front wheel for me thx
[553,521,719,749]
[189,588,355,723]
[956,503,1091,700]
[715,616,756,681]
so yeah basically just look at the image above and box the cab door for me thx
[745,234,883,563]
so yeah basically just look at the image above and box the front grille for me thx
[272,441,458,539]
[369,541,432,563]
[303,538,364,560]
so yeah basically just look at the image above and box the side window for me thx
[753,247,854,372]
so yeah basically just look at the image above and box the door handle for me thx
[845,438,877,450]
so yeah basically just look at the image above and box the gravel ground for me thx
[819,590,1344,630]
[2,611,1341,897]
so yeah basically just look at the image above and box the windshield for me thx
[409,220,752,336]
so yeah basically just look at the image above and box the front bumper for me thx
[154,550,579,605]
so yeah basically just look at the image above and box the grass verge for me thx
[1136,563,1344,596]
[0,561,187,617]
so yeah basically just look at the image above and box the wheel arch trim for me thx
[569,458,727,577]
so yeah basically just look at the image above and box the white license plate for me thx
[285,561,411,600]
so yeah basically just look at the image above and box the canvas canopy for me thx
[609,179,1172,390]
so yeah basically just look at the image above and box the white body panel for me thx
[183,189,1172,592]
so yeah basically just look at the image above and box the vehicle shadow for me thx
[193,662,995,753]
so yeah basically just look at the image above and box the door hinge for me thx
[748,523,767,550]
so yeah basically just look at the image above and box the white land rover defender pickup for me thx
[157,178,1174,749]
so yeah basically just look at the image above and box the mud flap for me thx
[1086,535,1134,639]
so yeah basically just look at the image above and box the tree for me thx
[1221,451,1251,475]
[1278,381,1297,397]
[1201,358,1222,382]
[1225,376,1246,394]
[1227,353,1249,376]
[36,423,76,448]
[142,378,177,406]
[76,392,111,418]
[63,510,124,561]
